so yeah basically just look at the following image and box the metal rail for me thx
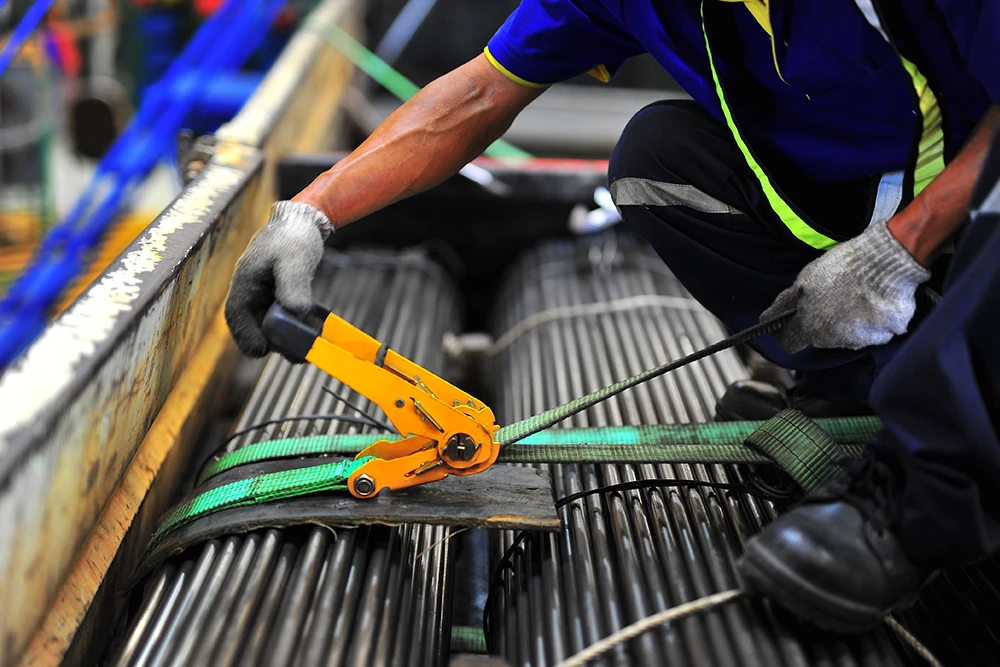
[106,250,459,667]
[486,233,911,666]
[0,2,359,664]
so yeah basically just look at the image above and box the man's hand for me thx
[762,222,930,353]
[223,54,544,358]
[224,201,333,357]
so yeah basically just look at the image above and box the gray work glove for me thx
[761,222,930,353]
[225,201,333,357]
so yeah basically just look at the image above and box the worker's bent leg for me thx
[608,100,904,403]
[867,207,1000,567]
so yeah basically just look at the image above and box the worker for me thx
[739,138,1000,632]
[224,0,999,632]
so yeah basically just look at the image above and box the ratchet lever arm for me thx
[262,304,500,498]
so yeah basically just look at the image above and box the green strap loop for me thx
[744,410,846,491]
[152,315,878,549]
[156,415,876,552]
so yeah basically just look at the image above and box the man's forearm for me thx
[291,54,544,229]
[889,105,1000,266]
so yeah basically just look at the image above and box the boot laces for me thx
[818,457,900,535]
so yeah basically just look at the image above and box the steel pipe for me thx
[106,249,461,667]
[486,233,909,666]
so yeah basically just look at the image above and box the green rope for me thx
[199,418,880,482]
[305,20,532,161]
[145,457,375,556]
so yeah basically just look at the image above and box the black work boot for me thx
[737,456,934,633]
[715,363,874,421]
[715,380,874,421]
[714,379,790,420]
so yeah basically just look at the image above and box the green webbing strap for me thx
[494,312,794,445]
[450,626,488,654]
[305,19,532,161]
[151,311,826,549]
[156,415,869,555]
[515,419,879,446]
[744,410,847,492]
[196,312,800,484]
[501,438,864,466]
[145,457,375,556]
[200,434,380,483]
[200,418,880,482]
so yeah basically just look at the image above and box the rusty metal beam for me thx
[19,309,239,667]
[0,2,360,664]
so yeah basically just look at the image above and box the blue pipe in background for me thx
[137,10,184,95]
[0,0,289,368]
[186,71,265,117]
[0,0,58,78]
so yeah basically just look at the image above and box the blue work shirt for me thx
[486,0,997,185]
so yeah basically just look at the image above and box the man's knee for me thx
[609,99,704,184]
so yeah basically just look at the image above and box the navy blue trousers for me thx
[609,100,946,404]
[866,170,1000,567]
[611,100,999,565]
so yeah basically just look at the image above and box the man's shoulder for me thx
[513,0,630,24]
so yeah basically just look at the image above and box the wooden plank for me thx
[136,465,559,582]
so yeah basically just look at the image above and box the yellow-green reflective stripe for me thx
[901,57,945,196]
[700,4,838,251]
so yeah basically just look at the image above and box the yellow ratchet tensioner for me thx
[262,304,501,499]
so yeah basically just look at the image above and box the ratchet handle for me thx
[262,303,330,363]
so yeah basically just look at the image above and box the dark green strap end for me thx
[744,409,853,493]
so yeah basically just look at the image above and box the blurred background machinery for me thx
[356,0,683,157]
[0,0,318,365]
[0,0,684,368]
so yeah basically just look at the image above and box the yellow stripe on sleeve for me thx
[483,46,550,89]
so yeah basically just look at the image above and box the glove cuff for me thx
[864,222,931,293]
[272,201,335,242]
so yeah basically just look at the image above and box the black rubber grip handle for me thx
[262,303,331,363]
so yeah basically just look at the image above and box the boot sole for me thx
[739,539,920,634]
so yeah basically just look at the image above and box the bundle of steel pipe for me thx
[486,234,913,666]
[105,249,460,667]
